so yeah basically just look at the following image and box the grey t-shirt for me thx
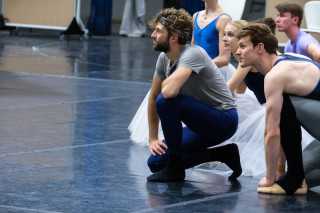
[155,45,236,111]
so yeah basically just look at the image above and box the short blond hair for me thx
[229,20,248,31]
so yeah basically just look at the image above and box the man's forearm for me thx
[264,133,281,183]
[148,97,160,143]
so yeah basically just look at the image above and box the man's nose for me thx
[235,48,241,55]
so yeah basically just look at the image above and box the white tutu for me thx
[128,63,237,146]
[219,63,236,82]
[196,90,314,178]
[128,63,314,178]
[128,89,163,146]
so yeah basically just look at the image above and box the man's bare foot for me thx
[257,183,307,195]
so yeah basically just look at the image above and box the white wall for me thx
[0,0,163,27]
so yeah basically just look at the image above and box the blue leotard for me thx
[193,12,230,59]
[273,54,320,101]
[244,72,266,104]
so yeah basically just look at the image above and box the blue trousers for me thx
[148,94,238,173]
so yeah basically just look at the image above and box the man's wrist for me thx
[149,138,158,143]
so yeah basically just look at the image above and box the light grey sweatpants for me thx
[290,96,320,188]
[302,140,320,188]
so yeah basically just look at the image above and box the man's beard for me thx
[154,35,170,52]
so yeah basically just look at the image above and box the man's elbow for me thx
[222,54,231,66]
[220,61,229,67]
[161,87,178,99]
[219,56,230,67]
[313,52,320,63]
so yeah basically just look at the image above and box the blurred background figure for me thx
[119,0,146,37]
[87,0,113,36]
[184,0,205,16]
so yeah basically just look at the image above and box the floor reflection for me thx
[0,32,319,212]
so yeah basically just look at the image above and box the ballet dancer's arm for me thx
[161,67,192,99]
[227,64,252,94]
[213,15,231,68]
[190,13,196,45]
[307,43,320,63]
[148,75,168,156]
[259,73,284,187]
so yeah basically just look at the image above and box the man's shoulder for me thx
[184,44,204,51]
[299,31,320,44]
[183,45,208,57]
[265,65,288,90]
[157,52,168,63]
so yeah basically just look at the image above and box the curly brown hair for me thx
[237,23,278,55]
[148,8,193,45]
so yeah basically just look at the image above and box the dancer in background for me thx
[275,2,320,62]
[191,0,236,81]
[119,0,146,37]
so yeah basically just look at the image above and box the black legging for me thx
[276,94,304,194]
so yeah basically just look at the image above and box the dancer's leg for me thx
[148,127,241,179]
[276,94,304,194]
[303,139,320,188]
[147,94,238,182]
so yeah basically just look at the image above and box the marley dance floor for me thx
[0,29,319,213]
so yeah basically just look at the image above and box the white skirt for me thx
[219,63,236,82]
[127,63,237,146]
[128,89,164,145]
[195,91,314,178]
[127,63,314,177]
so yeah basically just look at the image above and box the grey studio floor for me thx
[0,27,319,213]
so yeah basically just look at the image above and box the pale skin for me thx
[191,0,231,67]
[276,11,320,63]
[275,10,320,179]
[222,23,256,94]
[236,35,320,187]
[223,23,287,178]
[148,22,193,156]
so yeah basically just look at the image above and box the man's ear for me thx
[292,16,299,25]
[171,33,179,42]
[257,43,264,54]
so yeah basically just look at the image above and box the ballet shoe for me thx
[147,169,185,182]
[257,183,307,195]
[147,154,185,182]
[209,143,242,180]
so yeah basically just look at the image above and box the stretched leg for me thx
[303,139,320,188]
[147,94,238,182]
[290,95,320,140]
[147,127,209,173]
[276,94,305,194]
[148,127,242,180]
[156,94,238,152]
